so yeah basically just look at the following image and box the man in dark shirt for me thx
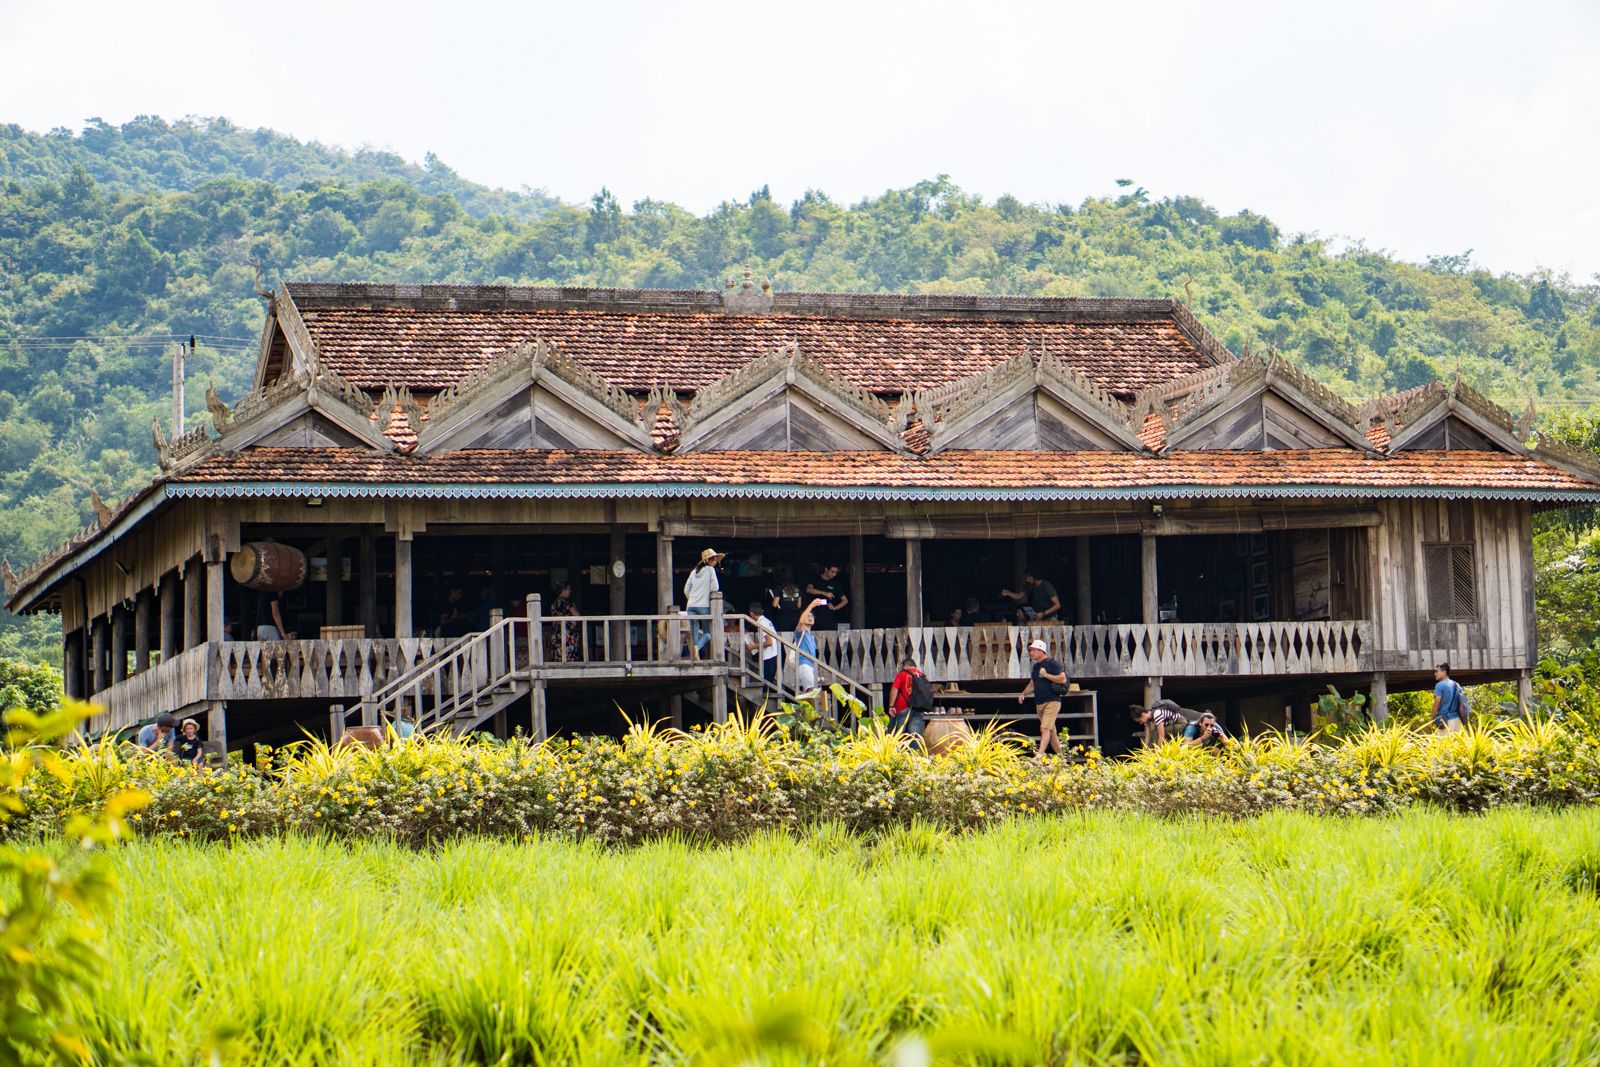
[1017,638,1069,758]
[1001,571,1061,622]
[804,565,849,631]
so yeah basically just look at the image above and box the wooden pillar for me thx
[1012,537,1028,591]
[849,534,866,630]
[904,538,924,626]
[394,535,413,639]
[1140,533,1159,626]
[329,703,345,743]
[159,572,180,660]
[111,605,128,683]
[325,538,343,627]
[710,591,727,723]
[91,617,108,694]
[133,590,152,673]
[1075,537,1092,625]
[182,561,202,649]
[359,529,378,638]
[1516,669,1533,717]
[205,560,225,644]
[656,533,675,612]
[1368,673,1389,723]
[669,694,684,731]
[608,528,626,654]
[1141,533,1159,706]
[531,682,549,741]
[206,701,228,750]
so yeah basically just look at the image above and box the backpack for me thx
[1454,681,1471,720]
[907,671,936,712]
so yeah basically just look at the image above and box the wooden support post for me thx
[1516,669,1534,717]
[206,701,228,750]
[133,590,152,673]
[329,703,345,742]
[91,617,108,694]
[531,682,549,742]
[846,534,866,630]
[111,605,128,683]
[205,560,225,645]
[325,538,343,627]
[904,538,924,626]
[1144,677,1162,707]
[394,535,413,639]
[669,694,684,731]
[159,572,179,661]
[656,532,674,613]
[1369,673,1389,723]
[1013,537,1028,591]
[183,559,203,649]
[710,591,728,723]
[359,530,378,638]
[491,706,508,738]
[609,528,626,655]
[1075,537,1092,625]
[1140,533,1159,626]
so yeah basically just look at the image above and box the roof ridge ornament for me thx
[721,265,774,315]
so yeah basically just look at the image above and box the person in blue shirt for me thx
[135,713,178,754]
[793,597,828,693]
[1432,662,1467,733]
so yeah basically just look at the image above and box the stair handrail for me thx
[356,597,542,733]
[723,613,876,716]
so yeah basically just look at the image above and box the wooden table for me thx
[926,689,1098,747]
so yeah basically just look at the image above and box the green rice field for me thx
[78,808,1600,1065]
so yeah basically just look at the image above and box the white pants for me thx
[796,664,817,691]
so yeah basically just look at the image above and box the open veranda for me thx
[68,809,1600,1065]
[8,714,1600,1065]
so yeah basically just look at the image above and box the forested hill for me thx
[1,116,1598,660]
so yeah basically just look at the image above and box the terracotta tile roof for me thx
[170,447,1600,499]
[292,303,1216,396]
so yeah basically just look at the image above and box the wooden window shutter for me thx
[1424,542,1476,619]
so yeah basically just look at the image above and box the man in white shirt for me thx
[747,601,780,684]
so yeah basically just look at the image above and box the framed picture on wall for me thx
[1251,560,1270,589]
[1249,533,1267,556]
[1251,591,1270,620]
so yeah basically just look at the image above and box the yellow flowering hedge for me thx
[7,715,1600,847]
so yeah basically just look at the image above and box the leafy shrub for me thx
[11,714,1600,850]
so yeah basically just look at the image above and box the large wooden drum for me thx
[230,542,308,592]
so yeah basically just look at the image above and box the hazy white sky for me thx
[2,0,1596,277]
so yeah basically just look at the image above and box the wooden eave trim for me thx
[922,371,1037,453]
[213,391,313,453]
[412,362,532,454]
[275,284,321,380]
[305,387,397,453]
[1034,377,1149,451]
[5,485,175,614]
[1169,300,1237,367]
[531,365,657,452]
[674,372,788,453]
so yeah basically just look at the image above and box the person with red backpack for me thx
[889,657,933,738]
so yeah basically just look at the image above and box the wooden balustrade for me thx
[213,639,443,701]
[815,620,1375,685]
[91,645,211,731]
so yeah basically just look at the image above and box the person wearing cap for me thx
[683,548,723,658]
[1017,638,1069,759]
[135,713,179,754]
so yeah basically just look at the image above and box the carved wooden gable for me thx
[673,345,906,453]
[915,352,1146,453]
[414,340,656,454]
[1157,354,1371,452]
[1376,380,1534,455]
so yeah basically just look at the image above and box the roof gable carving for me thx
[1149,352,1373,452]
[1368,378,1535,455]
[910,350,1146,453]
[673,344,906,453]
[414,339,658,454]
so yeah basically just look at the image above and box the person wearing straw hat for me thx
[683,548,724,658]
[1017,638,1069,759]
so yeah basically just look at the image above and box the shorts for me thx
[1036,700,1061,728]
[1439,715,1463,734]
[257,625,282,641]
[797,664,817,692]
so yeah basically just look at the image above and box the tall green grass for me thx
[77,808,1600,1065]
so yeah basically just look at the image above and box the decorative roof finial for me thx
[722,262,774,315]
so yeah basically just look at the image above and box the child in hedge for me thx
[175,718,205,765]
